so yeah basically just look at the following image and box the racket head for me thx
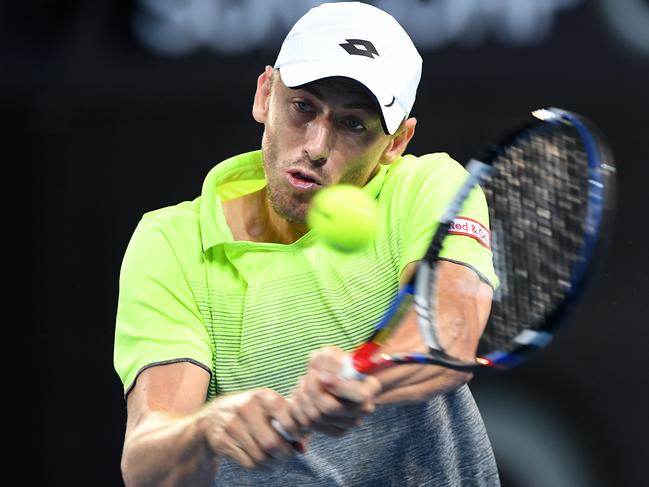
[354,108,616,375]
[474,107,617,368]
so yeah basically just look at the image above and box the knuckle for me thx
[247,389,266,405]
[309,349,324,361]
[234,404,253,422]
[222,421,237,437]
[361,402,376,415]
[305,404,321,423]
[277,416,296,433]
[260,437,281,453]
[361,384,379,403]
[356,390,372,405]
[209,434,229,455]
[323,345,342,355]
[257,387,277,398]
[289,400,306,423]
[247,392,263,405]
[239,457,256,469]
[319,397,340,415]
[369,377,382,394]
[294,410,310,428]
[248,447,267,464]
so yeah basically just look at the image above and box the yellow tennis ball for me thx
[308,184,378,253]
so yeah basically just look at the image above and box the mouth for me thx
[286,169,323,191]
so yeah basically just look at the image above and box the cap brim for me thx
[278,61,406,135]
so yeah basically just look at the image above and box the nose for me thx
[303,119,333,167]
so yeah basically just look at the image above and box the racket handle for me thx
[340,354,367,380]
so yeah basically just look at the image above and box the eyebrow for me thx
[300,84,378,113]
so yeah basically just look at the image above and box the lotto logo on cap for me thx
[274,2,423,135]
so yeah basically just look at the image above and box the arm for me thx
[374,259,493,404]
[121,362,302,487]
[288,260,492,433]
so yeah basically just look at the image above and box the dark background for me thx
[5,1,648,485]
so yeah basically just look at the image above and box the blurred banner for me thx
[132,0,585,54]
[131,0,649,58]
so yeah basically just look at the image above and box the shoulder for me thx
[122,198,205,277]
[137,198,202,246]
[141,197,201,229]
[383,153,467,192]
[389,152,466,178]
[379,152,469,206]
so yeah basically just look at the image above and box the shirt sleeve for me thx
[396,153,499,289]
[113,215,212,396]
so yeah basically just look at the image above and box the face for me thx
[255,69,401,224]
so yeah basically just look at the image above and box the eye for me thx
[344,118,366,131]
[293,100,313,113]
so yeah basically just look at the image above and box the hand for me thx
[198,388,305,470]
[289,347,382,437]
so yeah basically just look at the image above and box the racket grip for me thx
[340,354,367,380]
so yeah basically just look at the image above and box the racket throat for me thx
[349,341,392,376]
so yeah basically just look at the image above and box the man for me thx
[114,2,500,486]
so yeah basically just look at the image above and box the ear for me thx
[380,117,417,165]
[252,65,274,124]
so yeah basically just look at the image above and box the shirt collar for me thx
[200,149,391,252]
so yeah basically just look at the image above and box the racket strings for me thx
[479,124,590,355]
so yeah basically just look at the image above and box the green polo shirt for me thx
[114,150,497,398]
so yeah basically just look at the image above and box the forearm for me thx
[372,262,492,405]
[375,364,471,405]
[372,304,476,405]
[122,411,217,487]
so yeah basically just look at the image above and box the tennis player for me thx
[114,2,500,485]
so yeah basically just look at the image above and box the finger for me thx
[223,415,270,467]
[292,370,372,429]
[289,378,314,428]
[243,393,296,461]
[207,427,262,470]
[273,399,308,453]
[309,347,346,375]
[230,440,272,471]
[296,390,324,426]
[267,396,302,438]
[226,395,289,467]
[293,390,364,433]
[251,424,295,463]
[254,395,300,459]
[253,420,296,461]
[290,371,335,427]
[318,371,381,406]
[314,390,367,419]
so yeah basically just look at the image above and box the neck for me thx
[223,188,309,245]
[261,188,310,244]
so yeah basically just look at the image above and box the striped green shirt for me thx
[114,150,497,398]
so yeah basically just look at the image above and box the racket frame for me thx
[353,107,615,373]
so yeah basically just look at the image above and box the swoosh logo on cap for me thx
[384,96,395,108]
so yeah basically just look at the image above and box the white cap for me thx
[274,2,422,135]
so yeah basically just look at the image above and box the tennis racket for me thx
[273,107,616,441]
